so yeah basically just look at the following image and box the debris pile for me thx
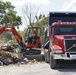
[0,41,24,65]
[0,40,42,66]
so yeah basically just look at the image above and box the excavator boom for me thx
[0,26,25,49]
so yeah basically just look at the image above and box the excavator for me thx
[0,26,42,55]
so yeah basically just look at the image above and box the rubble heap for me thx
[0,41,24,65]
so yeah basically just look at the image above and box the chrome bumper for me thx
[53,53,76,60]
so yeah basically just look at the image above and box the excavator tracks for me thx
[23,48,41,55]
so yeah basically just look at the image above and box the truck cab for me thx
[44,12,76,69]
[51,22,76,53]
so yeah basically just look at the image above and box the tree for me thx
[38,16,48,26]
[22,3,41,27]
[0,1,22,27]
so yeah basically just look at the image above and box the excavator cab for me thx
[25,26,42,49]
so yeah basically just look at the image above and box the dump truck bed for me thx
[49,12,76,26]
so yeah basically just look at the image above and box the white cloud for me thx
[61,0,76,11]
[3,0,49,6]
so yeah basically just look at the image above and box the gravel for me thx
[0,62,76,75]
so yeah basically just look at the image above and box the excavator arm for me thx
[0,26,26,50]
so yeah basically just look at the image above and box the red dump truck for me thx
[44,12,76,69]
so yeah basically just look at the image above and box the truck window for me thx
[54,26,76,35]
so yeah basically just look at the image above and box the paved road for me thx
[0,62,76,75]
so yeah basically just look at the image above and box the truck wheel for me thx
[44,49,50,63]
[50,53,57,69]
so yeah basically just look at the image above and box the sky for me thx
[3,0,76,31]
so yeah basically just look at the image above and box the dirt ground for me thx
[0,61,76,75]
[0,62,50,75]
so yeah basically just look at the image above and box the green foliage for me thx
[17,30,25,41]
[0,1,22,26]
[37,16,48,27]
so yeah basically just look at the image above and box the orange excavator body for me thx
[26,38,41,48]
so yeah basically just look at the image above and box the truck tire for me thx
[44,49,50,63]
[50,53,57,69]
